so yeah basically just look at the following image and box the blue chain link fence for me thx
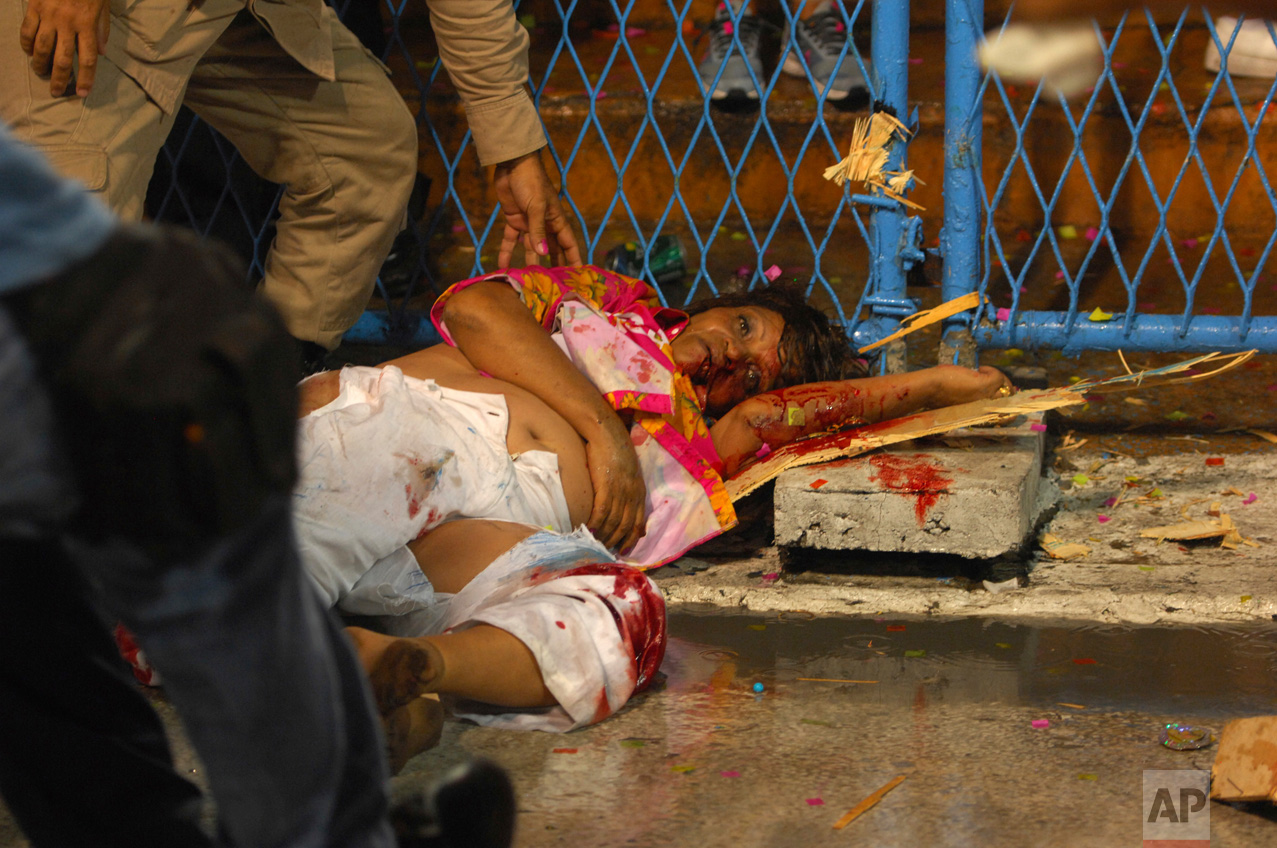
[148,0,927,356]
[944,0,1277,358]
[147,1,1276,360]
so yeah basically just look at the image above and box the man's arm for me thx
[710,366,1012,477]
[427,0,580,266]
[19,0,109,97]
[440,281,645,551]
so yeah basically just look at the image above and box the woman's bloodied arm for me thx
[710,365,1012,477]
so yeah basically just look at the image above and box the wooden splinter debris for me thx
[1040,533,1091,560]
[823,112,925,210]
[858,292,983,354]
[1139,513,1258,548]
[832,774,908,830]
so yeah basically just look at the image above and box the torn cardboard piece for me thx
[725,351,1254,501]
[1211,716,1277,803]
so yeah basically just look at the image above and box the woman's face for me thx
[670,306,786,416]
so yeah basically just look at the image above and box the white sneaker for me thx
[1205,16,1277,79]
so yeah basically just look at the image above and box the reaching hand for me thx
[492,149,582,268]
[584,417,647,553]
[20,0,110,98]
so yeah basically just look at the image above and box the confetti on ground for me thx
[730,231,747,241]
[996,642,1012,649]
[671,765,697,773]
[1031,423,1048,432]
[1058,225,1078,239]
[1077,774,1099,781]
[1165,411,1191,421]
[1085,226,1100,241]
[904,650,926,658]
[807,798,825,806]
[1097,515,1111,523]
[1073,658,1097,665]
[1054,270,1066,280]
[832,775,907,830]
[755,443,772,458]
[1032,719,1051,729]
[810,478,828,489]
[1242,595,1253,603]
[1205,457,1224,466]
[1245,493,1258,505]
[764,264,782,281]
[553,748,578,754]
[1072,474,1090,486]
[997,307,1011,322]
[1059,703,1087,709]
[747,624,767,631]
[886,625,906,632]
[620,739,646,748]
[1182,237,1199,249]
[720,771,740,778]
[1088,307,1113,322]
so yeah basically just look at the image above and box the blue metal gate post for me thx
[864,0,916,374]
[939,0,983,368]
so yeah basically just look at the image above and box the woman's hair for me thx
[684,285,868,387]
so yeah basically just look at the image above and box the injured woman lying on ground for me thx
[291,265,1012,763]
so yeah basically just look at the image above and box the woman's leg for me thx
[350,519,556,712]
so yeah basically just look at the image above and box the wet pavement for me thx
[392,611,1277,847]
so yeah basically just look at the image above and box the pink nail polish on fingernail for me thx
[538,240,548,255]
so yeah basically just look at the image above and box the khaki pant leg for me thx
[0,0,240,219]
[183,8,418,349]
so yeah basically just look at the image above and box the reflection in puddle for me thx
[663,611,1277,717]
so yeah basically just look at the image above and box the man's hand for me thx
[492,149,581,268]
[20,0,110,98]
[584,415,647,553]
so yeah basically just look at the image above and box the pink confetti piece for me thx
[451,224,466,234]
[720,770,741,778]
[1032,719,1051,729]
[1244,493,1258,505]
[595,90,608,100]
[1202,306,1221,314]
[1054,270,1065,280]
[908,57,924,64]
[761,572,780,582]
[764,264,782,282]
[626,26,646,37]
[810,478,828,490]
[1030,423,1048,432]
[722,21,734,35]
[1085,226,1101,241]
[1020,286,1028,294]
[1267,384,1277,392]
[1182,237,1199,249]
[1097,515,1111,523]
[806,798,825,806]
[755,442,772,458]
[1103,497,1117,507]
[997,307,1011,321]
[1139,302,1156,310]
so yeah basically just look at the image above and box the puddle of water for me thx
[665,611,1277,718]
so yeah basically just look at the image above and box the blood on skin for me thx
[746,383,871,446]
[868,454,954,526]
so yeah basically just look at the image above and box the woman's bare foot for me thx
[384,695,446,775]
[346,626,445,716]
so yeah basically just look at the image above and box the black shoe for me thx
[391,758,516,848]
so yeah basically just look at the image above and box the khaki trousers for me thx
[0,0,418,349]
